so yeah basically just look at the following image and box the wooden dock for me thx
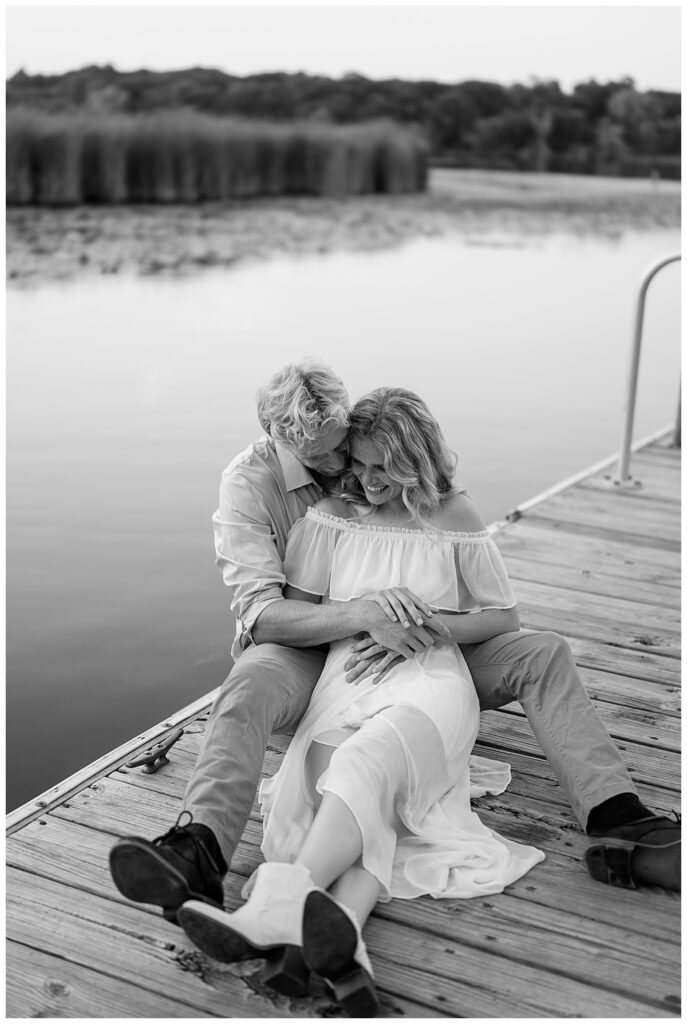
[6,433,680,1018]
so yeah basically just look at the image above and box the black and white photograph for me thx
[5,2,681,1018]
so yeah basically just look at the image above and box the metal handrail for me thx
[612,253,681,486]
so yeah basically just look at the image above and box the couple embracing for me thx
[110,360,679,1017]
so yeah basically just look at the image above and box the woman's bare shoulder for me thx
[312,495,356,520]
[433,490,486,533]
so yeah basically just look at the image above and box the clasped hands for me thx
[344,587,450,685]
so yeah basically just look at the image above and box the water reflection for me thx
[6,228,680,808]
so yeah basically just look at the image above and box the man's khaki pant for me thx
[184,631,636,867]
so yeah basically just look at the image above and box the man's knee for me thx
[528,630,574,669]
[217,645,295,718]
[215,643,322,729]
[515,630,576,695]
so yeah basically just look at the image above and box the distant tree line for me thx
[7,65,681,179]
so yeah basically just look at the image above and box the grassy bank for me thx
[7,169,680,284]
[6,109,428,204]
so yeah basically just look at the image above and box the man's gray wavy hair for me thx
[256,359,350,447]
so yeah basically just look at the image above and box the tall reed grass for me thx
[7,109,428,204]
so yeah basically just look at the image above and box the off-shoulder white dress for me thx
[259,508,544,901]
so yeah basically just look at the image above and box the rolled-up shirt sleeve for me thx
[212,472,286,648]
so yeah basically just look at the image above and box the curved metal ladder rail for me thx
[612,252,681,487]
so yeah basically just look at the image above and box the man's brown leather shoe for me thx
[584,814,680,891]
[109,811,225,923]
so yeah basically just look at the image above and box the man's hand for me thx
[366,605,450,660]
[345,604,452,684]
[344,636,404,685]
[363,589,450,657]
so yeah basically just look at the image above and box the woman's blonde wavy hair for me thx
[342,387,458,524]
[256,359,349,447]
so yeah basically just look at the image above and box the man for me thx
[110,359,680,987]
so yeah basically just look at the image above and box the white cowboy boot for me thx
[301,889,378,1017]
[178,861,314,995]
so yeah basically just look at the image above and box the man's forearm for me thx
[252,598,370,648]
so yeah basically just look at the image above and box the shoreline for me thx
[7,169,681,286]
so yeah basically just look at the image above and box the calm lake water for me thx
[7,226,680,810]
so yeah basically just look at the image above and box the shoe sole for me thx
[302,891,378,1017]
[585,840,637,888]
[109,838,220,923]
[585,837,681,891]
[178,902,310,995]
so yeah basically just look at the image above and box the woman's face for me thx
[349,436,404,507]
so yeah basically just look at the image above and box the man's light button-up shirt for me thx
[211,437,324,660]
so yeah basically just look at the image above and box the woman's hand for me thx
[366,587,437,628]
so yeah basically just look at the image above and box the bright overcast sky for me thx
[5,4,683,93]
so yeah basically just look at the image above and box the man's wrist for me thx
[343,598,378,636]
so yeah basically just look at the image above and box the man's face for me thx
[289,423,349,479]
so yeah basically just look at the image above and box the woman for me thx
[179,388,544,1016]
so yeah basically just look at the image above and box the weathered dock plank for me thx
[524,505,679,551]
[496,518,680,584]
[7,942,214,1020]
[6,866,342,1020]
[504,552,680,607]
[565,635,680,686]
[6,435,680,1018]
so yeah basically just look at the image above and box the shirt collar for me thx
[274,440,320,492]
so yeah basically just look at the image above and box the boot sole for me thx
[109,838,220,923]
[178,902,267,960]
[178,902,310,995]
[302,891,378,1017]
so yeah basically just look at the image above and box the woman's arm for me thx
[435,605,520,645]
[345,605,520,685]
[284,583,322,604]
[438,490,520,643]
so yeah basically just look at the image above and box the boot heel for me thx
[162,906,180,925]
[262,945,310,997]
[585,840,637,888]
[329,967,379,1018]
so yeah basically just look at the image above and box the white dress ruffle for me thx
[259,507,544,901]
